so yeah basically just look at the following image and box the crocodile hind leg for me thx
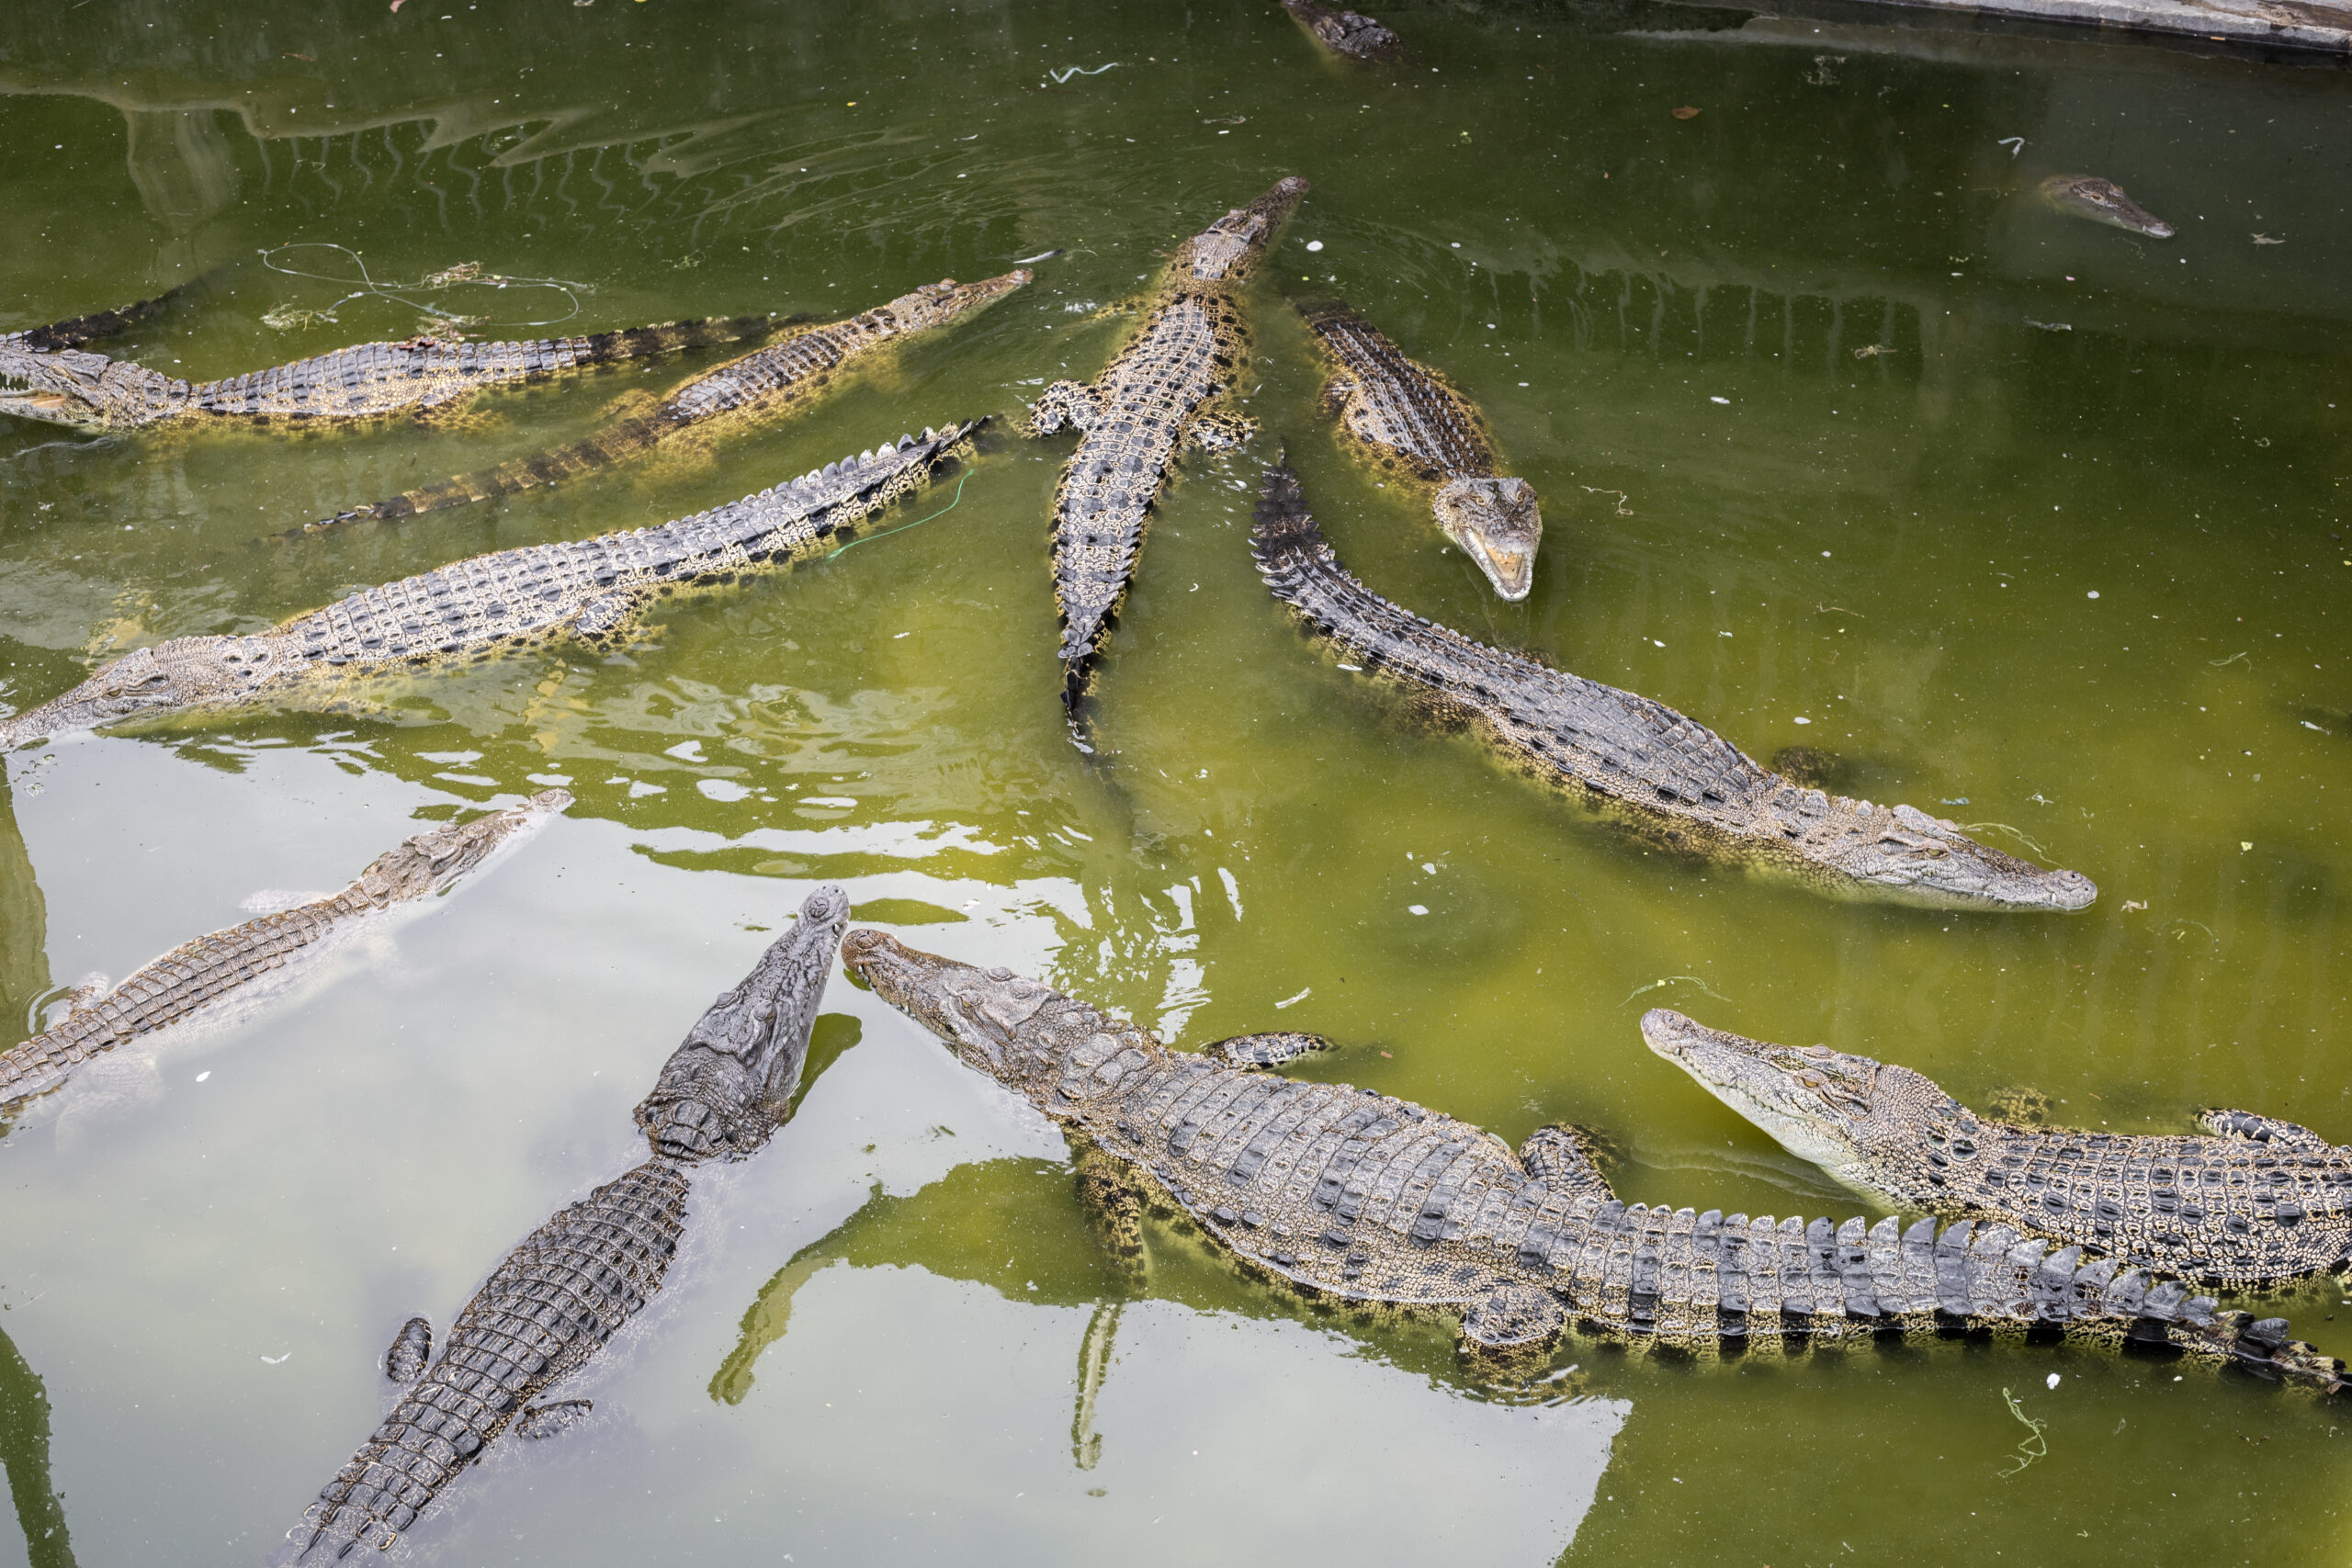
[383,1317,433,1384]
[1460,1282,1566,1362]
[1183,410,1257,452]
[1027,379,1102,437]
[571,586,648,648]
[515,1399,594,1438]
[1518,1124,1618,1202]
[1069,1301,1121,1471]
[1070,1134,1148,1290]
[1206,1032,1334,1069]
[2196,1108,2335,1152]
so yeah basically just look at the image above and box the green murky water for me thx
[2,2,2349,1562]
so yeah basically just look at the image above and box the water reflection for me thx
[0,1320,74,1568]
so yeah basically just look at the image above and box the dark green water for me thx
[2,2,2349,1562]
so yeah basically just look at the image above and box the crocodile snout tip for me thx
[1639,1009,1697,1055]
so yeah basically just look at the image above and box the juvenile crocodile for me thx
[1280,0,1404,58]
[1296,299,1542,599]
[0,310,786,433]
[1250,461,2098,910]
[843,931,2342,1388]
[2038,175,2175,239]
[272,886,849,1563]
[302,271,1029,533]
[1031,175,1306,746]
[0,791,568,1114]
[1644,1009,2352,1289]
[0,421,980,750]
[2,281,187,355]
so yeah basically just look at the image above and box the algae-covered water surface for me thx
[2,1,2349,1562]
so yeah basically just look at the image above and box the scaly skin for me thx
[1280,0,1404,58]
[1031,175,1307,746]
[305,271,1029,532]
[1250,462,2098,911]
[0,421,982,750]
[273,886,850,1563]
[0,790,570,1111]
[1,281,187,354]
[1645,1009,2352,1288]
[1297,299,1542,599]
[844,931,2343,1389]
[2038,175,2176,238]
[0,311,788,433]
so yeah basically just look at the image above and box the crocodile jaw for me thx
[353,789,574,903]
[876,268,1033,334]
[1433,477,1540,601]
[0,634,288,750]
[0,344,114,430]
[1804,799,2098,912]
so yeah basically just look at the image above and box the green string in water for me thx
[826,470,972,560]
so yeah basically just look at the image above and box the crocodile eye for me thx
[1798,1069,1829,1089]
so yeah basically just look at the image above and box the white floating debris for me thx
[1306,240,1325,253]
[1274,987,1312,1010]
[1709,396,1729,405]
[2046,1372,2061,1390]
[1408,904,1429,916]
[196,1071,211,1083]
[1793,716,1813,726]
[2086,591,2100,599]
[261,1353,291,1365]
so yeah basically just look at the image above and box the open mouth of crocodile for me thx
[0,378,106,430]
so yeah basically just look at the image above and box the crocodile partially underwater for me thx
[1644,1009,2352,1289]
[2,279,191,355]
[0,791,569,1115]
[1250,461,2098,910]
[843,930,2341,1389]
[1297,299,1542,599]
[1031,175,1306,746]
[1280,0,1404,59]
[2038,175,2175,239]
[273,886,849,1563]
[0,309,787,434]
[301,270,1029,533]
[0,421,980,750]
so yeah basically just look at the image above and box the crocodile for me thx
[0,790,569,1115]
[2,279,190,355]
[1280,0,1404,58]
[1030,175,1307,747]
[2038,175,2176,239]
[301,271,1029,533]
[842,930,2343,1389]
[1250,460,2098,911]
[0,421,980,750]
[1296,299,1542,599]
[0,310,789,434]
[272,886,849,1564]
[1643,1008,2352,1289]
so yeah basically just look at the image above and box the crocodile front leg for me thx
[1518,1124,1617,1203]
[2197,1108,2335,1152]
[1183,409,1257,452]
[383,1317,432,1384]
[1207,1032,1334,1069]
[1028,378,1102,437]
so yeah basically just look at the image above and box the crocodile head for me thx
[635,885,851,1163]
[1433,477,1542,601]
[350,789,574,905]
[2037,175,2175,239]
[1768,788,2098,911]
[0,634,296,750]
[870,268,1034,335]
[0,343,181,430]
[1178,175,1310,284]
[1641,1008,1961,1208]
[842,930,1080,1091]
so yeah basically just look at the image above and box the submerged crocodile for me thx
[0,310,787,434]
[0,422,980,750]
[1296,299,1543,600]
[1280,0,1404,58]
[2038,175,2175,239]
[844,930,2341,1388]
[1644,1009,2352,1289]
[1031,175,1306,746]
[273,886,849,1563]
[1250,461,2098,910]
[0,791,568,1114]
[302,271,1029,533]
[3,280,189,355]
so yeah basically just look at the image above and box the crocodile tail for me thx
[1250,457,1330,572]
[571,310,796,367]
[7,266,228,352]
[300,412,673,533]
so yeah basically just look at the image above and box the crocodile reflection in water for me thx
[273,886,851,1563]
[0,792,569,1120]
[1250,462,2098,911]
[301,269,1029,533]
[1646,1010,2352,1288]
[0,421,981,751]
[0,1321,74,1568]
[845,931,2344,1391]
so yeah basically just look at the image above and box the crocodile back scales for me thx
[280,1161,688,1562]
